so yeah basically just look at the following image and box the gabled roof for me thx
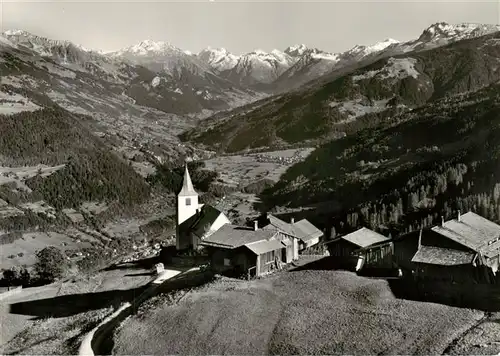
[293,219,324,242]
[200,224,278,249]
[338,227,390,248]
[178,164,198,196]
[179,205,224,237]
[263,214,323,242]
[265,215,294,235]
[245,239,285,255]
[431,212,500,258]
[411,246,475,266]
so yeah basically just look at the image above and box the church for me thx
[175,164,231,251]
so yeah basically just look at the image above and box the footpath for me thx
[78,267,202,356]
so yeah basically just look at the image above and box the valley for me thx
[1,18,500,356]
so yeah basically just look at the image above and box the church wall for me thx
[177,195,199,226]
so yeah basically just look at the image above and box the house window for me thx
[186,198,191,206]
[224,258,231,266]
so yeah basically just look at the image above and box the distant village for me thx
[169,164,500,305]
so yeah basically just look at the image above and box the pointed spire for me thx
[178,163,197,196]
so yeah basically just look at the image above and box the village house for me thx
[199,222,287,278]
[411,211,500,284]
[175,164,231,252]
[257,213,323,255]
[325,227,393,271]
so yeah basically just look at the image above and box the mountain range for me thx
[1,21,500,233]
[182,23,500,152]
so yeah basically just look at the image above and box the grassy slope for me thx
[113,270,482,355]
[181,32,500,153]
[259,82,500,235]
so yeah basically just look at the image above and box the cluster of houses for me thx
[174,165,323,278]
[173,165,500,284]
[326,211,500,285]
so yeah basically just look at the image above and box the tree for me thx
[34,246,68,283]
[2,266,31,286]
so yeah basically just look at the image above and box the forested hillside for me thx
[259,82,500,236]
[182,31,500,153]
[0,108,151,225]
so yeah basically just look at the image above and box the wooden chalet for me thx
[411,211,500,284]
[257,214,323,254]
[326,227,393,271]
[199,221,287,278]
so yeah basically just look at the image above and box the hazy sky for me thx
[1,1,499,54]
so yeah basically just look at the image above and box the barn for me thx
[326,227,393,271]
[199,222,286,278]
[411,212,500,284]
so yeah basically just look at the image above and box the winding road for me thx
[79,267,202,356]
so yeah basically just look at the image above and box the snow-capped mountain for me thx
[344,38,400,59]
[109,39,211,76]
[198,44,312,88]
[393,22,500,54]
[417,22,500,44]
[197,47,240,72]
[284,44,309,57]
[1,30,266,120]
[275,22,500,91]
[2,29,134,84]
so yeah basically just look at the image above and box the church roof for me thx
[178,164,198,196]
[179,205,223,237]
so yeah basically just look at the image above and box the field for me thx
[202,148,315,188]
[113,268,483,355]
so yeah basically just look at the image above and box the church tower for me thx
[176,164,199,250]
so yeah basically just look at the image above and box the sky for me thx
[1,0,499,55]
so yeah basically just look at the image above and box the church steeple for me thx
[178,163,197,196]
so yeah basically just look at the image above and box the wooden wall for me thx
[362,243,394,268]
[257,248,285,276]
[208,247,256,277]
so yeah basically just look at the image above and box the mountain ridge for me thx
[181,29,500,153]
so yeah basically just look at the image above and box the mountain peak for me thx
[122,39,180,55]
[2,29,90,53]
[346,38,399,57]
[197,47,240,72]
[418,22,500,42]
[3,29,30,36]
[284,44,308,56]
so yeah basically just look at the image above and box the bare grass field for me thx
[113,269,483,355]
[202,148,315,188]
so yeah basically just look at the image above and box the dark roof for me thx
[337,227,390,248]
[179,205,224,237]
[200,224,278,249]
[411,246,475,266]
[431,212,500,258]
[245,239,285,255]
[263,214,323,242]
